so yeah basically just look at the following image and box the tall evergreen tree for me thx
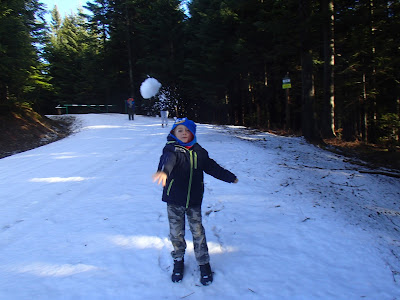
[183,0,240,121]
[44,7,106,106]
[0,0,46,103]
[85,0,186,112]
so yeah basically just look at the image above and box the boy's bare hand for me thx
[233,178,238,183]
[153,171,168,187]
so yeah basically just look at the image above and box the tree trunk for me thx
[301,50,316,141]
[361,73,368,141]
[397,97,400,142]
[367,0,377,143]
[125,4,135,98]
[299,0,320,142]
[321,0,336,138]
[285,88,291,130]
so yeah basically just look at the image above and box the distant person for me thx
[160,105,169,128]
[127,97,135,120]
[158,92,169,127]
[152,118,238,285]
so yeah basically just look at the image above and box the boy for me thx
[153,117,238,285]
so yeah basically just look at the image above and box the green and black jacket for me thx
[157,136,236,208]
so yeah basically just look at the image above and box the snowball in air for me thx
[140,78,162,99]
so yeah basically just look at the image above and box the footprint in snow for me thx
[2,220,24,231]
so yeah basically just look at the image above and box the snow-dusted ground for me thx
[0,114,399,299]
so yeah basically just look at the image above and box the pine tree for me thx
[44,7,107,106]
[0,0,46,103]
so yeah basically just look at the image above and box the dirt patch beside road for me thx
[0,105,75,159]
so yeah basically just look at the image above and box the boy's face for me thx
[174,125,193,143]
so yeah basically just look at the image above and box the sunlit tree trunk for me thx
[367,0,377,143]
[361,73,368,141]
[322,0,336,138]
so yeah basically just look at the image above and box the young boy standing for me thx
[153,118,238,285]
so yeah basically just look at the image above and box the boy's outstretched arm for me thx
[204,157,238,183]
[153,171,168,187]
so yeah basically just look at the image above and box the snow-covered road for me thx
[0,114,399,299]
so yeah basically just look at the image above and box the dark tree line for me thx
[1,0,399,146]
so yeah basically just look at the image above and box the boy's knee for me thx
[190,223,205,237]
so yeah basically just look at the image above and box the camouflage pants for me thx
[167,204,210,265]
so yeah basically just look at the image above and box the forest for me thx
[0,0,399,146]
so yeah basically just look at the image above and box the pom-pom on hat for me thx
[171,118,196,136]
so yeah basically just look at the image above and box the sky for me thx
[0,110,399,299]
[40,0,190,21]
[40,0,92,19]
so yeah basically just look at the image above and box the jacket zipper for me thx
[186,150,194,208]
[175,146,198,209]
[167,179,174,196]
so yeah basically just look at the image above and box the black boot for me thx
[171,258,184,282]
[199,263,213,285]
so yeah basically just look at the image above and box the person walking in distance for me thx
[160,108,169,128]
[159,91,169,127]
[127,97,135,120]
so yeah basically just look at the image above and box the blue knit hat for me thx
[170,117,197,147]
[171,118,196,135]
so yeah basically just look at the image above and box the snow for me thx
[0,113,399,299]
